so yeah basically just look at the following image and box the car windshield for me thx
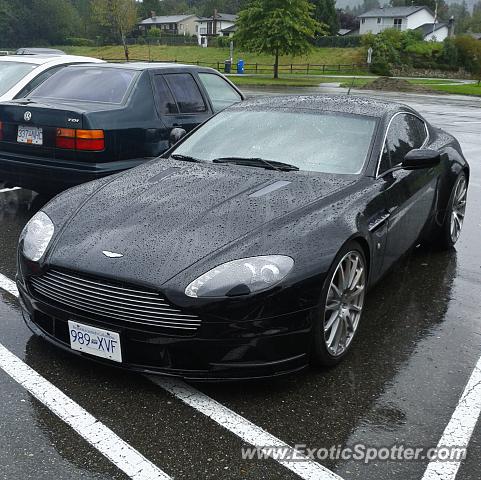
[30,66,138,104]
[173,109,377,174]
[0,61,37,96]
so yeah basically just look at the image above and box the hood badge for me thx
[24,111,32,121]
[102,251,124,258]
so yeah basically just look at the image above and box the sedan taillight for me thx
[56,129,105,151]
[0,121,3,141]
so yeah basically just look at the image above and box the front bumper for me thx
[18,280,315,381]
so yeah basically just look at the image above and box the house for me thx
[197,12,237,45]
[138,13,199,36]
[469,33,481,40]
[416,22,449,41]
[358,6,444,38]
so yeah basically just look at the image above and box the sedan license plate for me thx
[17,125,43,145]
[68,320,122,363]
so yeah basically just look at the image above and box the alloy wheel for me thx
[324,251,366,357]
[450,175,467,244]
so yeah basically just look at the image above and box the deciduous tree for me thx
[235,0,325,78]
[91,0,138,60]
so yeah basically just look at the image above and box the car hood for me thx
[47,159,355,287]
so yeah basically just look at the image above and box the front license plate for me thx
[68,320,122,363]
[17,125,43,145]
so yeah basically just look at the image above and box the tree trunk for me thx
[119,25,129,62]
[274,47,279,79]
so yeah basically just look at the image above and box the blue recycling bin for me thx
[237,59,244,74]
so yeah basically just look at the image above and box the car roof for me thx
[229,95,412,118]
[0,54,104,65]
[66,61,217,72]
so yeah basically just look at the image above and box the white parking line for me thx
[0,187,21,193]
[421,356,481,480]
[0,271,343,480]
[0,275,171,480]
[0,273,18,297]
[151,376,343,480]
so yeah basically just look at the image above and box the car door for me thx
[379,112,437,270]
[152,72,212,133]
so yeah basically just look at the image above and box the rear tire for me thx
[311,241,367,367]
[433,172,467,250]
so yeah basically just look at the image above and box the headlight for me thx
[20,211,55,262]
[185,255,294,298]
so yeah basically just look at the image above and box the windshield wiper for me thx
[212,157,299,171]
[171,154,203,163]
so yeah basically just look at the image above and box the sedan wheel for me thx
[311,243,367,367]
[450,174,467,244]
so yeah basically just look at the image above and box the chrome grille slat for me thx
[50,270,159,295]
[48,270,167,301]
[30,277,196,317]
[32,285,200,329]
[29,269,201,332]
[31,279,199,320]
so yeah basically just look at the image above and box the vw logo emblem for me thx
[24,111,32,121]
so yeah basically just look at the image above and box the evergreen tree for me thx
[311,0,339,35]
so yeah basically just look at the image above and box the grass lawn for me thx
[59,44,364,72]
[428,83,481,96]
[228,76,325,87]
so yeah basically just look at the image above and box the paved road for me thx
[0,88,480,480]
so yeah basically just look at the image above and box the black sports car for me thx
[0,62,243,194]
[16,95,469,380]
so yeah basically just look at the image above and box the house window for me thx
[394,18,402,29]
[179,24,184,30]
[196,25,199,32]
[361,18,365,24]
[377,17,381,24]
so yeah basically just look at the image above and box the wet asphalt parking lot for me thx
[0,87,480,480]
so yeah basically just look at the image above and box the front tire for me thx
[434,172,467,250]
[311,242,367,367]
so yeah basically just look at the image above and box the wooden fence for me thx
[104,58,368,75]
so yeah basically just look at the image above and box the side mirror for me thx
[169,127,187,147]
[402,149,441,170]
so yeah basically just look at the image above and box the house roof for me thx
[358,6,433,19]
[221,24,237,33]
[416,22,448,36]
[139,15,197,26]
[197,13,237,22]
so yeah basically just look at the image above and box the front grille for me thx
[29,269,201,333]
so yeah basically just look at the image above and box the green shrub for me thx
[147,27,161,38]
[64,37,95,46]
[314,36,362,48]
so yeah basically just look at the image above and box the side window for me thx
[198,73,242,112]
[164,73,206,114]
[15,65,65,98]
[153,75,178,114]
[405,114,427,148]
[379,114,426,174]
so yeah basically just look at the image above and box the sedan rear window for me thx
[174,110,377,175]
[0,61,37,96]
[30,67,138,104]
